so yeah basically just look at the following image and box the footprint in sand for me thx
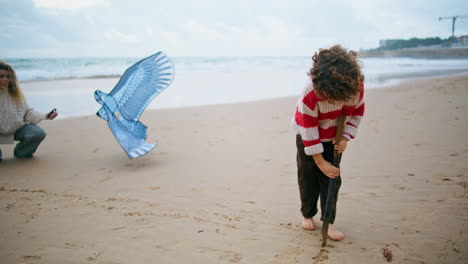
[279,223,294,230]
[97,168,112,172]
[457,182,468,191]
[122,214,152,227]
[268,247,304,264]
[19,256,41,263]
[200,248,242,263]
[98,175,112,183]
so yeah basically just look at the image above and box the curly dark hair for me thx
[308,45,364,102]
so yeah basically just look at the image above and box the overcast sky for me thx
[2,0,468,58]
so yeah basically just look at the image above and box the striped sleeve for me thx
[294,91,323,155]
[344,83,365,139]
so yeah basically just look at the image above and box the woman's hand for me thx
[313,154,340,178]
[47,112,58,120]
[46,109,58,120]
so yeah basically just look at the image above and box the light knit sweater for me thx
[0,89,46,135]
[291,79,365,156]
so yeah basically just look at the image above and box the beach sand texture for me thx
[0,74,467,263]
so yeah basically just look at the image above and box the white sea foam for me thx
[7,56,468,118]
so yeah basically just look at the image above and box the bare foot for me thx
[301,218,315,230]
[328,224,345,241]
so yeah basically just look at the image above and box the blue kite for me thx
[94,51,175,159]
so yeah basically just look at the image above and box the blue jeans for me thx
[0,124,46,159]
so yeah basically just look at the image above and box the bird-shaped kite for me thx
[94,51,174,159]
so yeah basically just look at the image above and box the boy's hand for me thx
[313,154,340,178]
[333,138,348,153]
[318,161,340,178]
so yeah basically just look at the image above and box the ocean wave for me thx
[20,74,123,83]
[6,56,468,83]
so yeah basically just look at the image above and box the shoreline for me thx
[21,70,468,120]
[20,69,468,120]
[359,47,468,59]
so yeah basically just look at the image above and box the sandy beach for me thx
[0,74,467,263]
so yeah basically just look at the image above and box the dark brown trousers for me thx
[296,134,341,224]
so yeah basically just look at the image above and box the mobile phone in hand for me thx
[47,108,57,119]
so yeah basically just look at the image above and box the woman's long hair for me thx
[0,60,24,103]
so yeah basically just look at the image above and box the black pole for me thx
[321,115,345,247]
[452,17,457,37]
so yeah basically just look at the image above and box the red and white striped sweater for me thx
[292,79,365,155]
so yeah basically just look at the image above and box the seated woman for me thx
[0,61,58,161]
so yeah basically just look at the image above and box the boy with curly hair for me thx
[292,45,365,241]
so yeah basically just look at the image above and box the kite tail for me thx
[96,107,108,120]
[127,142,157,159]
[104,105,157,159]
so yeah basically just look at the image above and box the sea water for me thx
[4,56,468,118]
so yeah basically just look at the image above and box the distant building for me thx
[459,35,468,45]
[379,39,402,48]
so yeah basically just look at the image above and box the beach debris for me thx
[94,51,174,159]
[390,242,401,248]
[20,256,41,261]
[457,181,467,190]
[87,250,104,262]
[381,247,392,262]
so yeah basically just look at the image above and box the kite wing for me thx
[94,51,175,159]
[97,51,174,122]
